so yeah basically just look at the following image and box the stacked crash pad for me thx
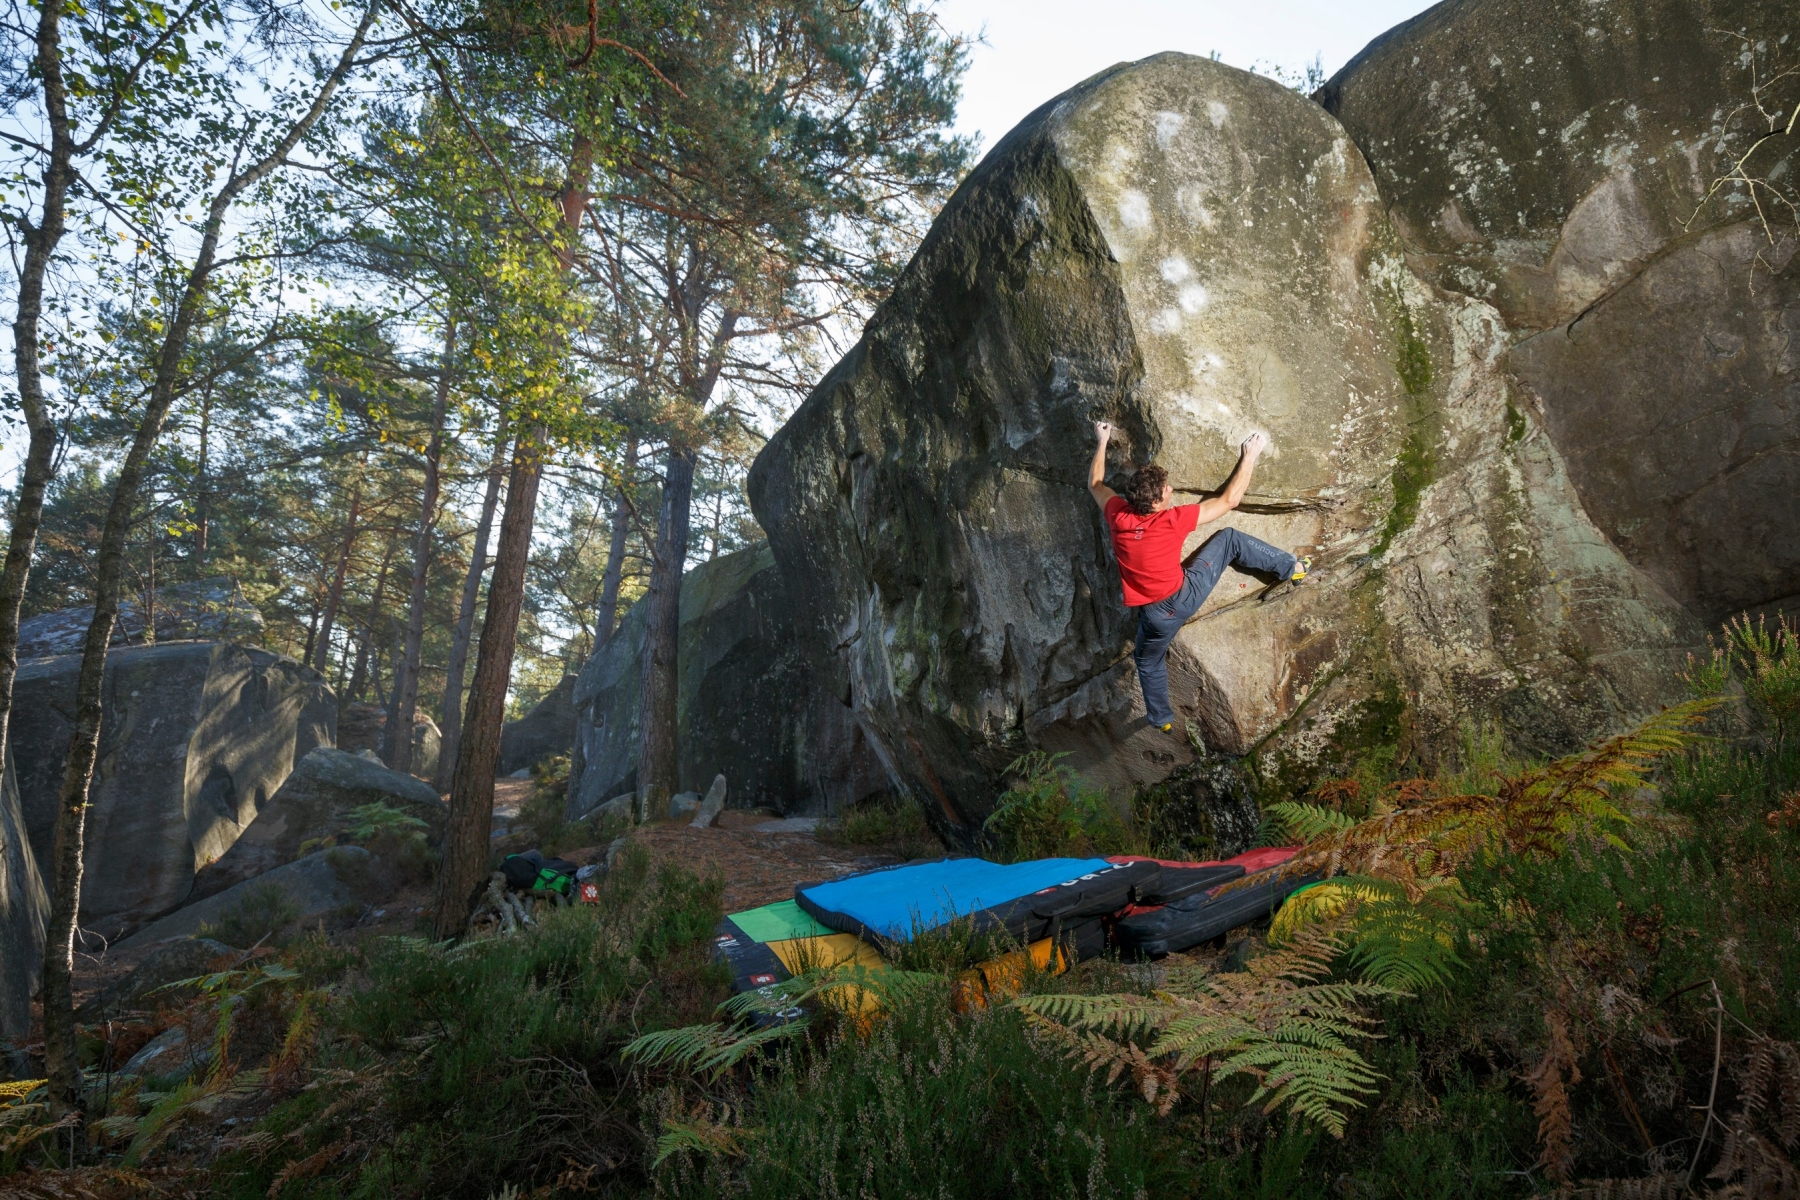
[714,849,1315,1008]
[1106,847,1315,958]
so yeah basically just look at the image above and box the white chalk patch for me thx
[1207,100,1228,129]
[1154,110,1186,148]
[1149,308,1182,335]
[1178,284,1209,314]
[1116,189,1152,230]
[1159,255,1192,284]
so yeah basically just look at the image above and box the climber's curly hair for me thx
[1123,464,1168,516]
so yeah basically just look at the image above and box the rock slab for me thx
[117,846,372,951]
[191,747,445,900]
[12,642,336,941]
[567,543,888,819]
[499,674,578,775]
[18,577,262,660]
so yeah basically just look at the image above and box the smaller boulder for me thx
[122,1023,209,1081]
[335,702,441,778]
[669,792,701,820]
[119,847,372,951]
[192,749,443,900]
[690,774,728,829]
[78,937,236,1020]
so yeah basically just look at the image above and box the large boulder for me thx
[12,642,335,941]
[2,748,48,1068]
[18,577,263,660]
[499,674,578,775]
[567,543,887,818]
[191,747,444,899]
[334,701,441,778]
[747,51,1701,834]
[1316,0,1798,622]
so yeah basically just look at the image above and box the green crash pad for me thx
[728,899,832,944]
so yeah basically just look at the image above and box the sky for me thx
[932,0,1441,154]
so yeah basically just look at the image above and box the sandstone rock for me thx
[691,774,728,829]
[190,747,444,900]
[747,52,1698,834]
[78,937,236,1020]
[499,674,578,775]
[117,846,372,951]
[18,577,263,661]
[334,701,441,779]
[567,543,888,819]
[2,748,48,1067]
[122,1023,208,1081]
[12,642,335,941]
[669,792,701,820]
[1317,0,1799,623]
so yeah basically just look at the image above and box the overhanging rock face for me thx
[13,642,335,941]
[749,51,1703,833]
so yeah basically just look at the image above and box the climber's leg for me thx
[1134,528,1299,729]
[1180,526,1298,596]
[1133,604,1184,729]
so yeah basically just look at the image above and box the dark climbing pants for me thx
[1133,527,1296,727]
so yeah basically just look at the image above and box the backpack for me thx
[501,849,578,897]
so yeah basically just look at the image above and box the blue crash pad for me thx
[796,857,1113,941]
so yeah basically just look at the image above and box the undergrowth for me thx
[7,618,1800,1199]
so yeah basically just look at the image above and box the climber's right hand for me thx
[1094,420,1113,441]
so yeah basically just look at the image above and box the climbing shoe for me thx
[1290,556,1313,583]
[1157,722,1175,734]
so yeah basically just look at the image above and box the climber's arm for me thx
[1192,432,1267,525]
[1089,421,1116,508]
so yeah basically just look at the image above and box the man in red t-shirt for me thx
[1089,421,1310,733]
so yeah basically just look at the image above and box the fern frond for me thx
[621,1018,806,1077]
[1268,802,1357,842]
[652,1115,754,1165]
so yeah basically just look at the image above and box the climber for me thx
[1089,421,1310,734]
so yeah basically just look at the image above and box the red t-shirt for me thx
[1104,496,1199,607]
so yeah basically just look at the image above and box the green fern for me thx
[622,1019,805,1077]
[1268,802,1358,842]
[1270,876,1469,991]
[1013,918,1394,1134]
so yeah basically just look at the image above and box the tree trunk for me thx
[1,0,75,1075]
[312,484,362,675]
[387,317,454,775]
[435,430,506,792]
[347,533,397,704]
[432,430,545,937]
[38,6,376,1118]
[194,382,213,567]
[634,445,697,807]
[595,437,636,646]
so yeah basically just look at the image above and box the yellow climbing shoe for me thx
[1290,556,1312,583]
[1158,722,1175,733]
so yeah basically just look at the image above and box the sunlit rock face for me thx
[1318,0,1800,622]
[750,51,1697,835]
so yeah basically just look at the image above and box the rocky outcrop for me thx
[18,577,262,660]
[567,543,888,819]
[117,846,372,951]
[500,674,578,775]
[12,642,335,941]
[2,748,48,1067]
[1316,0,1798,623]
[747,50,1704,834]
[191,747,444,899]
[335,701,441,779]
